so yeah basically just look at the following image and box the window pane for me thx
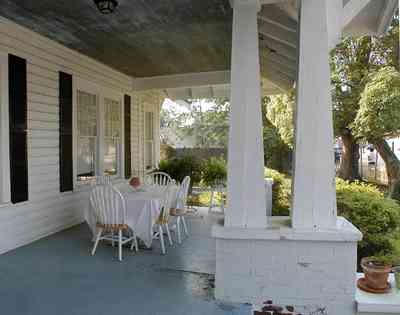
[77,137,96,180]
[145,141,153,169]
[105,98,121,138]
[104,98,121,176]
[77,91,97,181]
[78,91,97,137]
[104,138,118,176]
[145,112,153,141]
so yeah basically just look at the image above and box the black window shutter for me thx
[124,94,132,179]
[59,72,73,192]
[9,54,28,203]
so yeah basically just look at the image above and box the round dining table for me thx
[85,182,179,248]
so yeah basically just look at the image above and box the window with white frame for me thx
[77,90,98,181]
[75,79,123,184]
[0,53,10,203]
[144,111,155,170]
[103,98,121,176]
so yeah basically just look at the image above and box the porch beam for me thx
[343,0,371,30]
[226,0,267,228]
[261,60,296,81]
[260,50,297,72]
[258,6,297,33]
[259,37,297,61]
[133,70,230,91]
[377,0,398,33]
[291,0,338,229]
[258,20,297,48]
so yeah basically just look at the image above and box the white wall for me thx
[0,18,159,254]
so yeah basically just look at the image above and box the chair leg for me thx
[208,190,214,213]
[118,229,123,261]
[177,217,182,244]
[130,229,139,252]
[159,225,166,255]
[165,224,173,246]
[111,231,115,247]
[182,216,189,237]
[91,228,103,256]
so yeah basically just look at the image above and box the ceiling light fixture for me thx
[93,0,119,14]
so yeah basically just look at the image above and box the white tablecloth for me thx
[85,183,179,248]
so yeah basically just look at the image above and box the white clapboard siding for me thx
[0,18,144,255]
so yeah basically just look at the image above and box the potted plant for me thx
[360,256,394,292]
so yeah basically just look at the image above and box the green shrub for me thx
[265,169,400,263]
[265,168,291,216]
[158,156,202,186]
[336,179,400,261]
[202,157,227,187]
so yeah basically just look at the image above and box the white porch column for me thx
[226,0,267,228]
[291,0,337,230]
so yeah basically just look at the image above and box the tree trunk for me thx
[338,132,360,180]
[373,139,400,201]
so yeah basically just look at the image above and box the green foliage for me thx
[367,255,400,267]
[201,157,227,187]
[265,92,295,148]
[336,178,400,261]
[353,67,400,142]
[262,97,293,174]
[265,168,291,216]
[265,168,400,262]
[158,156,202,186]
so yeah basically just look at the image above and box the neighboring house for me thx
[0,1,397,314]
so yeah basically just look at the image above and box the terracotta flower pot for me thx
[361,257,392,290]
[129,177,141,189]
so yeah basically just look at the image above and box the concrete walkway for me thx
[0,209,250,315]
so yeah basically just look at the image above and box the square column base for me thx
[212,217,362,315]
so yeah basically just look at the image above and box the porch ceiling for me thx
[0,0,298,90]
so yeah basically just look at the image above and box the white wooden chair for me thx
[171,176,191,244]
[208,181,226,214]
[90,184,138,261]
[144,172,172,187]
[91,175,112,186]
[153,184,176,255]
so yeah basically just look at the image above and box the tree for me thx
[353,67,400,200]
[330,19,398,180]
[265,92,295,148]
[262,96,293,174]
[181,99,230,148]
[161,99,230,149]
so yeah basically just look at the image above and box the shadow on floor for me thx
[0,209,251,315]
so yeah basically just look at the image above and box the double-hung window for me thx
[144,111,155,170]
[76,90,98,182]
[75,79,123,184]
[104,98,121,176]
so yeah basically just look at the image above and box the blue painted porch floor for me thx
[0,209,251,315]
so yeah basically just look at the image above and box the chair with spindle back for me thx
[90,184,138,261]
[171,176,191,244]
[154,184,176,254]
[144,172,172,187]
[91,175,112,186]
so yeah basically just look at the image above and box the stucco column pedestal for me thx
[212,217,362,315]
